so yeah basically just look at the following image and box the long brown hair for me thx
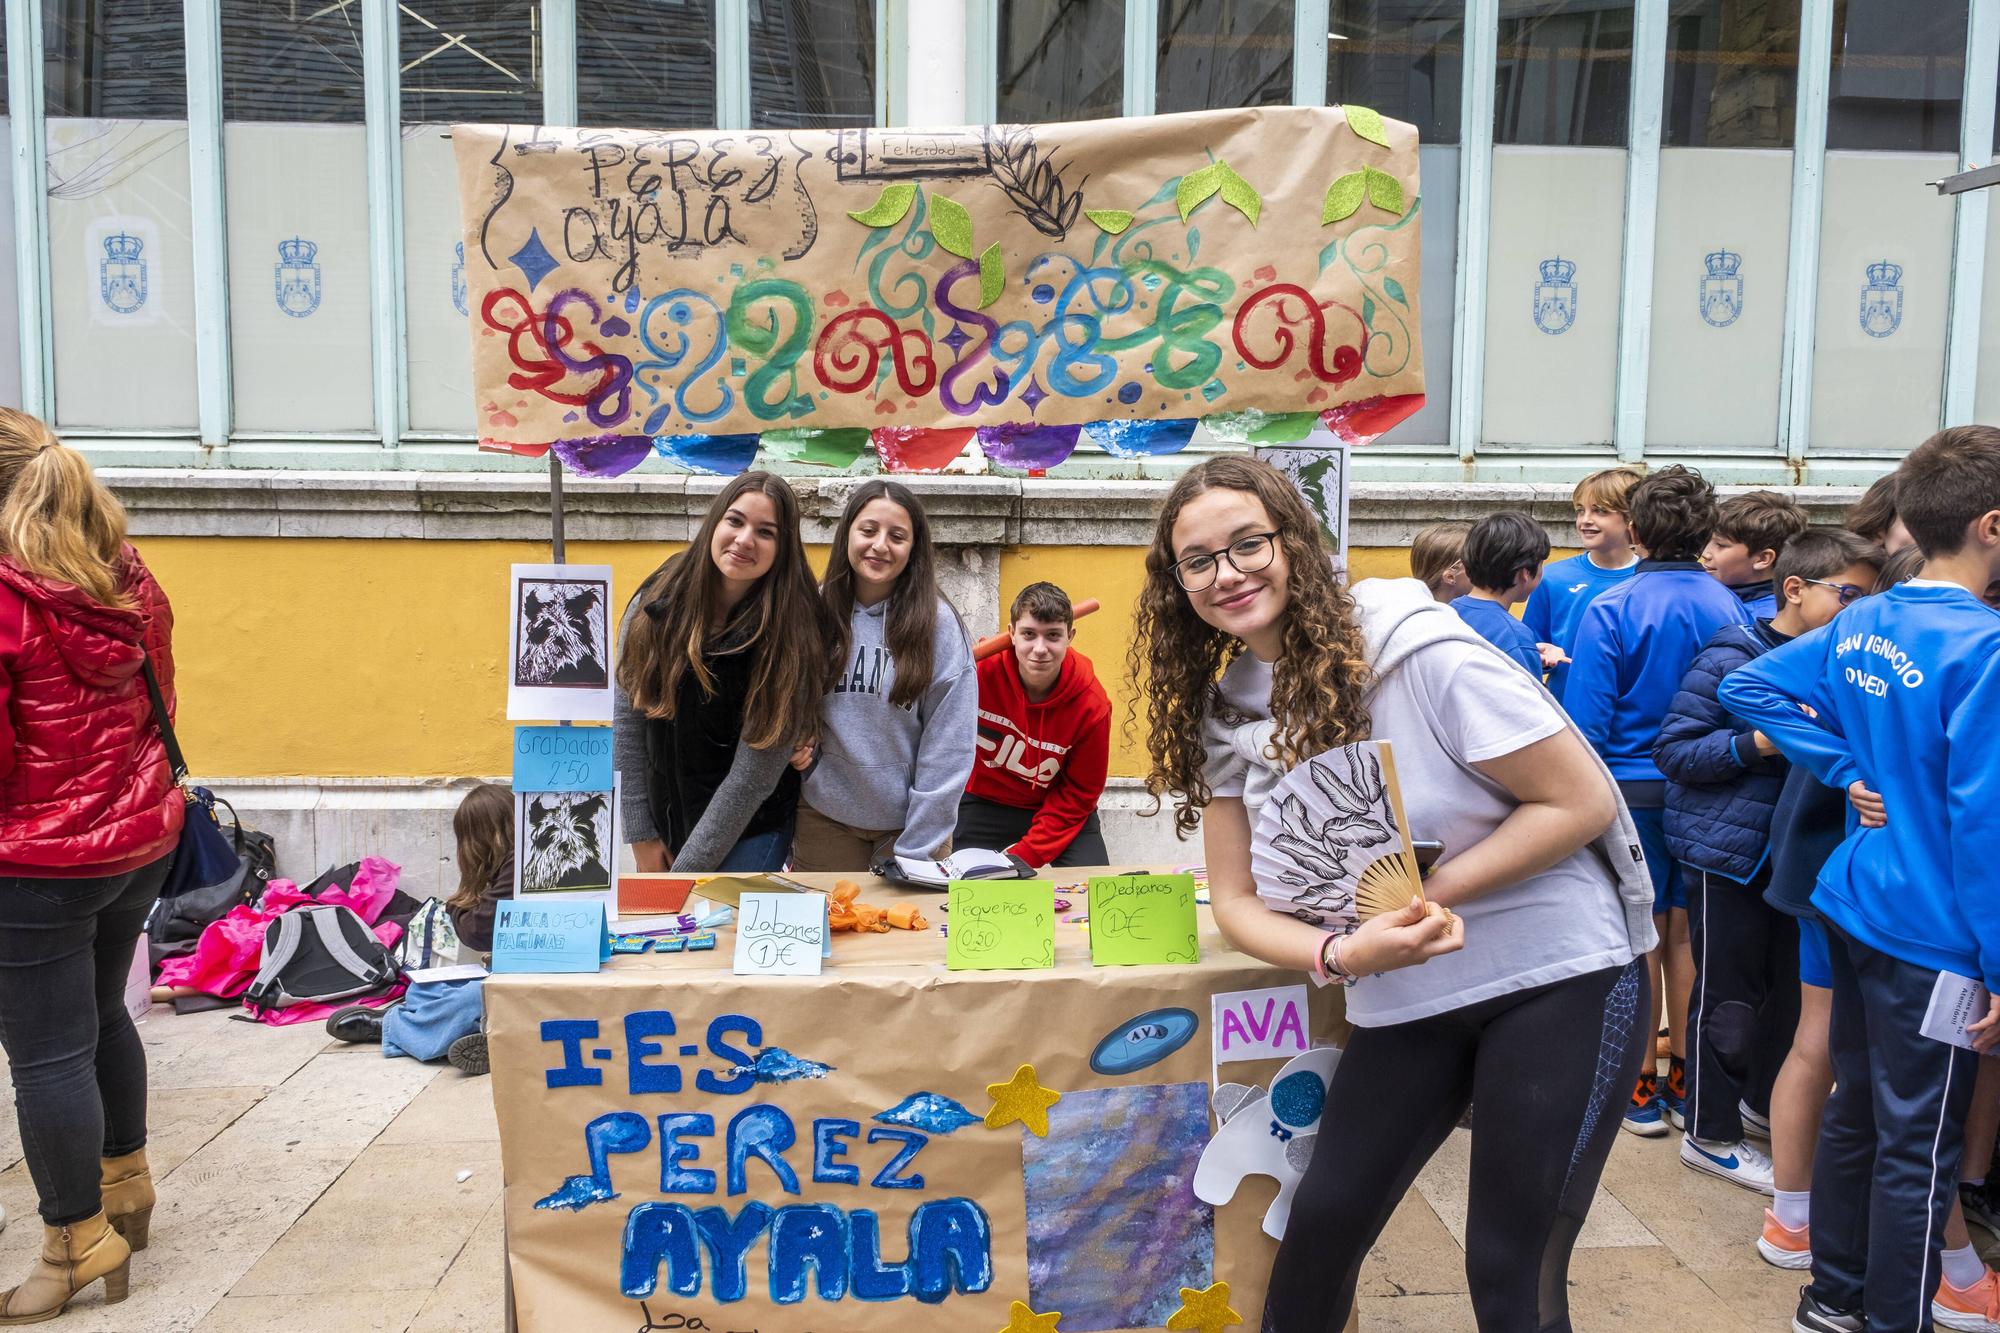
[0,408,132,607]
[820,479,949,709]
[1127,456,1374,836]
[448,782,513,915]
[616,472,834,749]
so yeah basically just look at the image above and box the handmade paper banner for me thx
[514,725,614,792]
[1087,874,1200,967]
[947,881,1057,971]
[491,898,611,974]
[452,107,1425,472]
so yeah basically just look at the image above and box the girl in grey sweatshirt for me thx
[795,481,978,871]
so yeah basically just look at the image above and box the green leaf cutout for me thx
[848,183,916,228]
[1178,160,1261,226]
[1085,208,1135,235]
[1322,171,1367,224]
[1383,275,1409,306]
[1177,164,1224,221]
[977,243,1005,309]
[1365,167,1405,216]
[1344,104,1390,149]
[930,194,976,258]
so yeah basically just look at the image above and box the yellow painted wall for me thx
[142,537,1431,780]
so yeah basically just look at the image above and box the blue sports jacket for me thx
[1654,620,1791,882]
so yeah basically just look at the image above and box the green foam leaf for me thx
[848,183,916,228]
[1177,163,1224,221]
[977,242,1005,309]
[1322,171,1366,224]
[1365,167,1405,216]
[1085,208,1135,235]
[1344,104,1390,149]
[1215,162,1262,227]
[930,194,975,258]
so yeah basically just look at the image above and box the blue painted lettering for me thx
[657,1113,716,1194]
[813,1118,861,1185]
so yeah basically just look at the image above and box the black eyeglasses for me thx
[1805,578,1869,607]
[1171,531,1280,591]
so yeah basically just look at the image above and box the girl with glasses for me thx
[1129,456,1656,1333]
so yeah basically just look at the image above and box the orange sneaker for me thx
[1934,1267,2000,1333]
[1755,1209,1811,1270]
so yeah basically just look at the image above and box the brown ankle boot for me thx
[98,1150,153,1253]
[0,1212,130,1323]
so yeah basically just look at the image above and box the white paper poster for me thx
[732,893,829,977]
[508,563,614,722]
[1211,983,1312,1067]
[513,776,620,913]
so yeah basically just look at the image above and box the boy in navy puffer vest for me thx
[1655,529,1883,1192]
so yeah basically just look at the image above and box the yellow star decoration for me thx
[1166,1281,1243,1333]
[985,1063,1063,1137]
[997,1299,1063,1332]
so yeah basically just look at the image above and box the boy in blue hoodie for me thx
[1567,464,1753,1136]
[1655,529,1883,1194]
[1450,510,1549,677]
[1703,490,1809,619]
[1525,466,1641,701]
[1719,426,2000,1333]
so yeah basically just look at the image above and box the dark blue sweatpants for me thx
[1810,924,1980,1333]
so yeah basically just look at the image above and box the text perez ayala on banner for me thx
[450,107,1425,474]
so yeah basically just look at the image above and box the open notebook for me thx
[1249,740,1426,929]
[880,848,1027,889]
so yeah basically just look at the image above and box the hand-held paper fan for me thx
[1250,740,1424,929]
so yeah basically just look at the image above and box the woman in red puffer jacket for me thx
[0,409,179,1323]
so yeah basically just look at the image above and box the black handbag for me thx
[139,659,241,898]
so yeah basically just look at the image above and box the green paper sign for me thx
[1087,874,1200,966]
[946,881,1055,971]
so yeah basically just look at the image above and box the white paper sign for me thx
[1211,984,1311,1066]
[507,563,615,722]
[733,893,828,977]
[1922,970,1996,1055]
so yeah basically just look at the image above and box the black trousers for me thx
[1264,957,1647,1333]
[1809,925,1979,1333]
[0,854,171,1225]
[1685,865,1799,1143]
[952,793,1109,868]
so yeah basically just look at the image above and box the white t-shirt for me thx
[1211,645,1634,1026]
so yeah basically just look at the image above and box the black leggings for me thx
[1264,956,1647,1333]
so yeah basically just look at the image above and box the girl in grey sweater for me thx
[793,481,978,872]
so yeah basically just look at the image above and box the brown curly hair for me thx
[1126,457,1374,838]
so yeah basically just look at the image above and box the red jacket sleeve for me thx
[0,592,17,784]
[1009,698,1111,867]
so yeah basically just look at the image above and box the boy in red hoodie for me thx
[955,582,1112,867]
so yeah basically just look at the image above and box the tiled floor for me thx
[0,1010,1959,1331]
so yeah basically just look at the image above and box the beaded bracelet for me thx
[1313,931,1356,988]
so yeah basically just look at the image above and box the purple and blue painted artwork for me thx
[1084,418,1198,459]
[975,423,1081,471]
[1019,1082,1214,1330]
[551,434,654,478]
[652,433,762,476]
[875,1093,982,1136]
[729,1047,834,1084]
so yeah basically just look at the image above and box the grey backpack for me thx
[243,906,398,1014]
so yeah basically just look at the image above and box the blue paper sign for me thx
[491,899,611,974]
[513,725,613,792]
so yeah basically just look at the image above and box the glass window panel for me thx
[579,1,714,129]
[0,20,17,412]
[1370,146,1457,447]
[403,4,544,435]
[1326,1,1463,145]
[1156,0,1294,114]
[751,0,874,129]
[1494,1,1633,146]
[222,1,373,433]
[1808,152,1952,450]
[998,0,1125,123]
[1662,0,1799,148]
[1973,177,2000,422]
[1481,146,1626,445]
[1644,148,1791,451]
[43,0,198,430]
[1825,0,1964,153]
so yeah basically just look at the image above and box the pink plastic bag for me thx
[156,856,406,1003]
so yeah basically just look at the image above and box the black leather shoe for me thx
[326,1003,390,1044]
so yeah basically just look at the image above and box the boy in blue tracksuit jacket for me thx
[1702,490,1809,621]
[1655,530,1884,1191]
[1524,466,1641,702]
[1566,465,1753,1136]
[1718,427,2000,1333]
[1450,510,1550,677]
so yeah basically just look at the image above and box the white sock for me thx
[1773,1188,1810,1230]
[1943,1243,1986,1290]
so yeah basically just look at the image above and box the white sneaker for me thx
[1739,1099,1773,1141]
[1680,1135,1775,1194]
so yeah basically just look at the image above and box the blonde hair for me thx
[1409,520,1471,592]
[0,409,132,608]
[1572,467,1643,516]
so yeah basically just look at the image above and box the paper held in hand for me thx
[1249,740,1426,928]
[1921,970,1996,1054]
